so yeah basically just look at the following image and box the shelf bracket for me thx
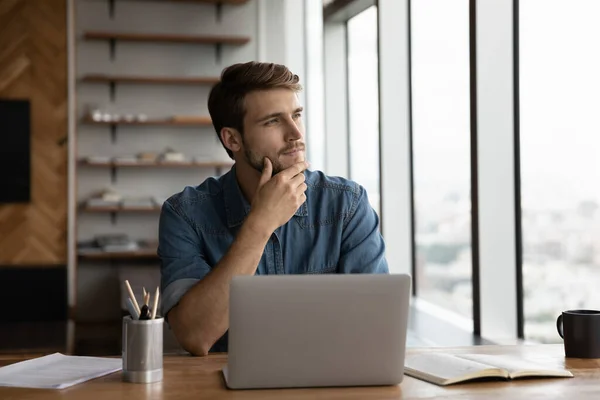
[109,81,116,102]
[216,166,222,176]
[216,2,223,22]
[215,43,222,65]
[110,124,117,144]
[111,165,118,184]
[108,0,115,19]
[109,38,116,61]
[110,211,117,225]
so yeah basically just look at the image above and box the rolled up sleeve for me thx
[338,184,389,274]
[158,200,211,319]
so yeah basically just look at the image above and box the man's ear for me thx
[220,128,242,154]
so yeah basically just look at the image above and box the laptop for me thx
[222,273,411,389]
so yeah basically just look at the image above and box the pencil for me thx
[144,292,150,306]
[124,280,141,315]
[151,286,160,320]
[142,287,147,299]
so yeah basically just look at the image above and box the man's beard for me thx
[244,147,284,176]
[242,139,306,176]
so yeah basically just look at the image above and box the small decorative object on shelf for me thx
[159,147,186,163]
[78,234,139,254]
[78,235,158,260]
[83,107,151,123]
[113,155,140,164]
[121,197,157,210]
[85,188,122,207]
[137,152,158,163]
[81,115,212,126]
[79,153,232,168]
[82,193,163,213]
[85,155,112,164]
[85,104,103,122]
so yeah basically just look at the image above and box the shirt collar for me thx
[222,164,308,228]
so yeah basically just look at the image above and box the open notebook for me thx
[404,353,573,386]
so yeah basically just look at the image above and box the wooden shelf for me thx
[81,205,161,213]
[84,31,250,45]
[93,0,249,3]
[81,117,213,126]
[162,0,248,3]
[81,74,220,85]
[78,248,158,260]
[79,160,233,168]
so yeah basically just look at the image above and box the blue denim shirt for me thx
[158,166,388,353]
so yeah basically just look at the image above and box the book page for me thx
[404,353,508,386]
[0,353,122,389]
[456,354,573,379]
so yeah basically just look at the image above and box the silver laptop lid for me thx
[225,274,411,389]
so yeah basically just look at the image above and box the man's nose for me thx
[286,119,303,141]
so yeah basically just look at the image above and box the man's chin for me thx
[250,161,278,177]
[280,151,305,166]
[275,162,300,174]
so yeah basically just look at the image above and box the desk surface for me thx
[1,344,598,399]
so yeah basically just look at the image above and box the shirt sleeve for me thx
[158,200,212,319]
[338,184,389,274]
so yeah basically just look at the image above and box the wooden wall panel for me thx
[0,0,67,265]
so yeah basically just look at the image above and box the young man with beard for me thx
[158,61,388,356]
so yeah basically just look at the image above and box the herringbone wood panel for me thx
[0,0,67,265]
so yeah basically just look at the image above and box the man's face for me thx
[240,88,305,175]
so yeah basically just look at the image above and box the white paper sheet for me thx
[0,353,122,389]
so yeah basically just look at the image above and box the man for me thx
[158,61,388,356]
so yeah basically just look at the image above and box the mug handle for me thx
[556,314,564,339]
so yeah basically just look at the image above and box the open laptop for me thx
[222,273,411,389]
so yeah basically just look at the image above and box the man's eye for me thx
[265,119,278,125]
[293,113,302,119]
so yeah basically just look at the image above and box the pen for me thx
[139,305,150,320]
[126,298,140,320]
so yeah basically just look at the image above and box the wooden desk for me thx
[0,345,598,399]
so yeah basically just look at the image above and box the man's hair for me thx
[208,61,302,159]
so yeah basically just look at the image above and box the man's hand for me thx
[248,158,308,234]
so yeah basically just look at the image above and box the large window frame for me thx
[324,0,526,344]
[346,5,381,216]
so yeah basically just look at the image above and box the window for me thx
[520,0,600,343]
[347,6,380,216]
[411,0,472,319]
